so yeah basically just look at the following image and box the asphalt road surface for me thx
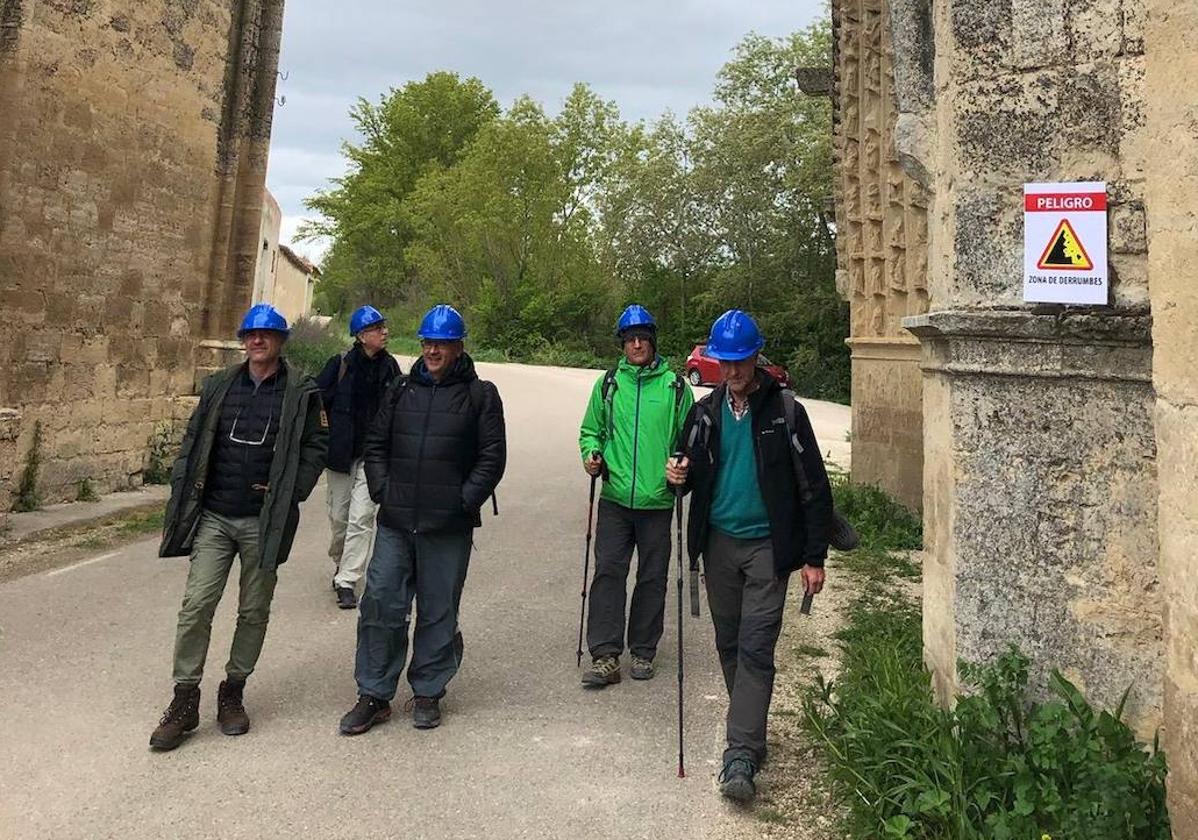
[0,361,850,840]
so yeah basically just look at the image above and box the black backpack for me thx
[686,386,858,552]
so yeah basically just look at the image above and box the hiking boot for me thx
[718,757,757,803]
[339,695,391,735]
[149,684,201,751]
[335,586,357,610]
[411,696,441,729]
[630,654,655,681]
[581,655,621,688]
[217,679,250,736]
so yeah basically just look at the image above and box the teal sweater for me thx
[709,399,771,539]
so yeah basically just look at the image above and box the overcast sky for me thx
[268,0,827,262]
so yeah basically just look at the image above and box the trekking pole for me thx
[673,451,686,779]
[576,454,600,667]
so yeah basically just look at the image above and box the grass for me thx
[794,643,830,659]
[116,509,165,536]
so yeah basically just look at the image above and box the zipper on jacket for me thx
[629,369,644,507]
[412,383,438,533]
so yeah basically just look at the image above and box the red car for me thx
[685,344,791,388]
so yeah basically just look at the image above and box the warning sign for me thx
[1036,219,1093,270]
[1024,182,1108,304]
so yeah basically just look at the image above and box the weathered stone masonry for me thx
[833,0,930,512]
[831,0,1196,825]
[0,0,284,510]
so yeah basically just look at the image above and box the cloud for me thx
[267,0,826,257]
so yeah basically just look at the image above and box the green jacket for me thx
[578,356,693,511]
[159,359,329,570]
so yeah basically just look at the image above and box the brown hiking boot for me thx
[149,684,201,751]
[217,679,250,736]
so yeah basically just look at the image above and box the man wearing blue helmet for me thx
[577,304,693,687]
[315,305,401,609]
[667,309,832,803]
[151,304,328,751]
[339,304,506,733]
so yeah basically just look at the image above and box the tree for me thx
[300,72,499,310]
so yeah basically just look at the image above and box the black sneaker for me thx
[411,696,441,729]
[581,655,621,688]
[339,695,391,735]
[335,586,357,610]
[718,757,757,803]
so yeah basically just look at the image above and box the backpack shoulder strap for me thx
[672,373,687,409]
[601,368,618,404]
[780,388,813,501]
[336,351,350,385]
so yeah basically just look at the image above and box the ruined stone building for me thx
[0,0,286,510]
[832,0,1197,827]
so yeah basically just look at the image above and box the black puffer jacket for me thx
[204,366,287,517]
[364,353,506,533]
[680,372,833,576]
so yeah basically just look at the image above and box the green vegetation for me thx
[143,421,176,486]
[285,316,349,379]
[802,479,1170,839]
[13,420,43,512]
[116,508,164,537]
[301,24,849,401]
[75,478,99,502]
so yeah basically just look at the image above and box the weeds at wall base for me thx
[803,476,1170,839]
[12,420,43,513]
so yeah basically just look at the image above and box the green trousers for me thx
[172,510,279,685]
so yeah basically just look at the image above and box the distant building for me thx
[251,190,318,324]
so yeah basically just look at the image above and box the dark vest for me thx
[204,366,287,518]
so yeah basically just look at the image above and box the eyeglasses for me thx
[229,405,274,446]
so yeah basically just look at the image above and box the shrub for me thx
[12,420,43,512]
[803,477,1170,839]
[76,478,100,502]
[286,316,347,378]
[143,421,176,485]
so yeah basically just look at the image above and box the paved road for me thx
[0,361,850,840]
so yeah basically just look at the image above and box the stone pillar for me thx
[200,0,285,340]
[833,0,930,510]
[1144,1,1198,828]
[900,0,1162,730]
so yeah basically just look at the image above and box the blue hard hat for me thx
[417,304,467,341]
[350,305,385,337]
[237,303,290,338]
[616,304,656,336]
[705,309,764,361]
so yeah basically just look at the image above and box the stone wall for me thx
[1144,1,1198,829]
[895,0,1163,731]
[0,0,283,504]
[833,0,929,510]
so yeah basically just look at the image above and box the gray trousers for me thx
[586,499,673,660]
[354,525,472,701]
[703,529,789,766]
